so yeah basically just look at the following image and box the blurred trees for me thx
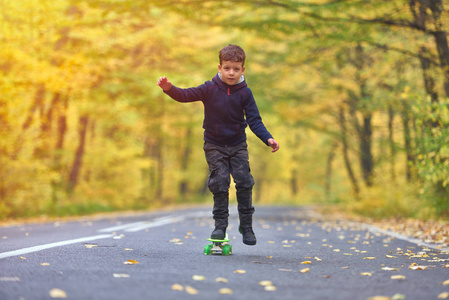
[0,0,448,219]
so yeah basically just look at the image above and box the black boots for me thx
[211,192,229,240]
[237,188,256,245]
[210,189,256,245]
[211,228,226,240]
[239,226,257,245]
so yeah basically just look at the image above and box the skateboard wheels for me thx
[203,244,212,255]
[222,244,231,256]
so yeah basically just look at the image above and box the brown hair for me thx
[219,44,246,66]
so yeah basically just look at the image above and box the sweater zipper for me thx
[227,88,230,96]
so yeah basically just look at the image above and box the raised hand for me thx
[157,76,172,91]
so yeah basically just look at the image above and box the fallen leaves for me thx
[259,280,276,291]
[185,286,199,295]
[390,275,406,280]
[367,297,390,300]
[123,259,139,265]
[171,284,183,291]
[259,280,272,286]
[264,285,277,291]
[192,275,206,281]
[49,288,67,298]
[218,288,233,295]
[300,268,310,273]
[408,263,428,270]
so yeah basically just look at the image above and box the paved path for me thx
[0,205,448,300]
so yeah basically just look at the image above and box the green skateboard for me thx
[203,233,232,256]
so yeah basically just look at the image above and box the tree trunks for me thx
[388,104,396,182]
[338,106,360,200]
[179,127,192,195]
[401,101,415,182]
[325,142,337,200]
[67,115,89,193]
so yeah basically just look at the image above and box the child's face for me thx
[218,60,245,85]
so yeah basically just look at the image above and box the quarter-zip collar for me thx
[213,74,247,95]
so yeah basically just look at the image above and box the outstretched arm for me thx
[157,76,172,92]
[267,138,279,153]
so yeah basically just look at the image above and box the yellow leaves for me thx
[185,286,199,295]
[259,280,276,291]
[171,284,184,291]
[363,257,376,260]
[391,275,406,280]
[49,288,67,298]
[123,259,139,265]
[439,292,449,299]
[443,279,449,285]
[234,270,246,274]
[381,267,398,271]
[264,285,277,291]
[408,263,428,270]
[301,261,312,264]
[300,268,310,273]
[218,288,233,295]
[84,244,97,249]
[259,280,272,286]
[215,277,228,283]
[40,263,50,266]
[192,275,206,281]
[367,297,391,300]
[360,272,372,276]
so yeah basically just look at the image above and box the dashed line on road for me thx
[0,234,113,260]
[0,211,210,260]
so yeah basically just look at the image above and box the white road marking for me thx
[0,234,113,259]
[124,216,185,232]
[0,211,211,260]
[97,221,147,233]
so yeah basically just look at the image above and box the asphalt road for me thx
[0,205,448,300]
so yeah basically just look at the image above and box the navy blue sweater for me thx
[164,74,273,147]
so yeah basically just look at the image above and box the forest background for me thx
[1,0,448,221]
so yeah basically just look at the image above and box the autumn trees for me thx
[1,0,448,219]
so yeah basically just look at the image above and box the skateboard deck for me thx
[204,233,232,256]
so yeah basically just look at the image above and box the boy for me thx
[157,44,279,245]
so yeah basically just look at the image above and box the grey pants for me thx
[204,141,255,227]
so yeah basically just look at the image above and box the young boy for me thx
[157,44,279,245]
